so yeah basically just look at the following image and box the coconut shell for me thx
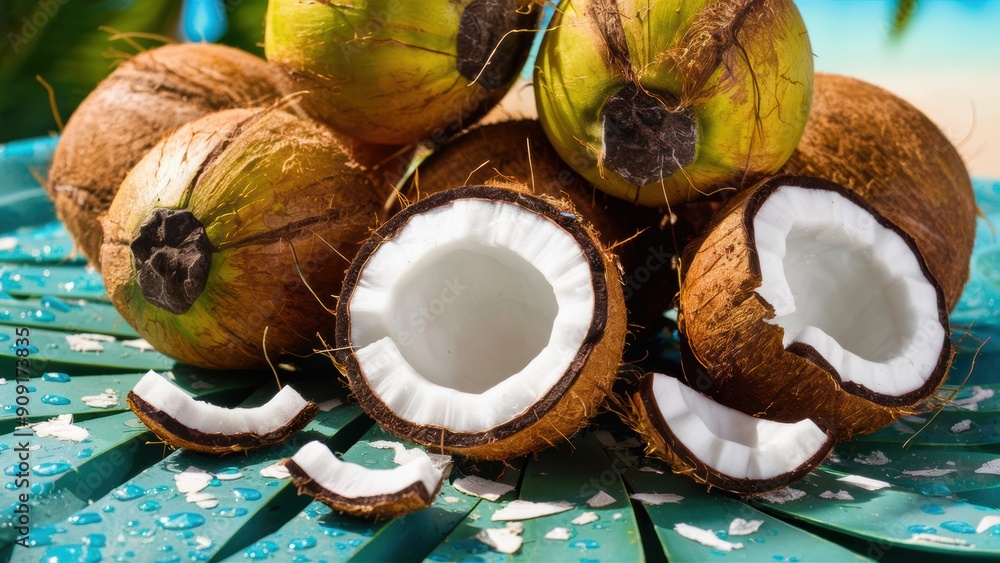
[336,185,627,459]
[781,73,977,310]
[100,108,382,370]
[47,43,286,269]
[677,177,952,439]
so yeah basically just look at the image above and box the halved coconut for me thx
[630,373,834,493]
[678,176,951,438]
[335,185,626,459]
[286,440,444,519]
[127,371,319,454]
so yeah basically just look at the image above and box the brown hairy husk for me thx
[781,73,977,309]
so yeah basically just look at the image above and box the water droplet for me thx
[773,556,785,562]
[243,540,281,559]
[34,462,72,476]
[25,525,63,547]
[0,443,9,451]
[76,448,94,459]
[139,501,162,512]
[41,394,71,405]
[0,311,9,320]
[83,533,106,547]
[234,487,262,501]
[42,296,74,312]
[4,482,16,490]
[347,539,363,548]
[429,556,450,562]
[569,540,600,549]
[216,467,242,479]
[112,484,146,501]
[214,507,249,518]
[941,521,976,534]
[41,544,103,563]
[289,537,317,550]
[187,551,210,561]
[917,483,952,497]
[208,477,222,487]
[3,464,18,476]
[920,504,945,515]
[155,556,180,563]
[22,309,56,322]
[11,343,38,354]
[907,524,937,534]
[102,505,115,513]
[31,481,54,495]
[68,513,103,525]
[266,481,279,487]
[26,386,35,392]
[156,512,206,530]
[43,372,72,383]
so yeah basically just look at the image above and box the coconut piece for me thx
[678,176,952,438]
[571,512,599,526]
[976,516,1000,534]
[260,462,291,480]
[757,487,806,504]
[127,371,319,455]
[674,523,743,552]
[286,440,443,519]
[951,419,973,433]
[27,414,90,442]
[81,389,119,409]
[782,74,977,309]
[629,373,833,493]
[586,491,617,508]
[910,534,970,547]
[819,490,854,501]
[629,493,684,506]
[903,469,956,478]
[545,527,572,541]
[336,185,627,459]
[491,500,575,521]
[453,476,516,502]
[837,475,891,491]
[853,451,890,466]
[476,522,525,554]
[728,519,764,536]
[976,460,1000,475]
[175,468,213,495]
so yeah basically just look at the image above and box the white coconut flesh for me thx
[347,199,595,432]
[752,184,945,397]
[650,374,829,480]
[290,440,442,500]
[131,371,310,435]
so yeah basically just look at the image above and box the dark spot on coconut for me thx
[601,84,698,187]
[457,0,535,90]
[130,208,212,315]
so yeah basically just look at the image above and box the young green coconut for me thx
[535,0,813,206]
[335,185,626,459]
[264,0,541,146]
[48,43,285,269]
[100,108,382,370]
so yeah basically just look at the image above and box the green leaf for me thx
[0,264,107,301]
[0,296,136,338]
[827,442,1000,495]
[0,222,84,265]
[0,325,175,377]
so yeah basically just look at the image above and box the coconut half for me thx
[678,176,951,438]
[336,185,626,459]
[286,440,444,519]
[630,373,834,493]
[127,371,319,455]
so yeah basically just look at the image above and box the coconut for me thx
[127,371,318,455]
[629,373,834,493]
[286,440,444,519]
[100,108,382,370]
[781,73,977,309]
[264,0,540,146]
[678,176,952,438]
[47,43,286,269]
[535,0,813,206]
[335,185,626,459]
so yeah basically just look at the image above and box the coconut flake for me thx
[82,389,118,409]
[121,338,155,352]
[0,378,7,385]
[185,492,219,509]
[545,527,572,540]
[975,459,1000,475]
[757,487,806,504]
[190,380,215,390]
[175,467,212,495]
[638,464,665,474]
[837,474,891,491]
[892,421,916,434]
[819,490,855,501]
[951,386,995,411]
[491,500,574,521]
[951,419,973,433]
[674,523,743,552]
[629,493,684,506]
[476,522,523,554]
[454,475,515,502]
[317,399,343,412]
[853,451,890,466]
[66,333,109,352]
[910,533,970,546]
[976,515,1000,534]
[443,496,460,504]
[260,462,291,480]
[27,414,90,442]
[728,518,764,536]
[903,415,927,423]
[0,237,18,251]
[903,468,956,477]
[571,512,599,526]
[586,491,616,508]
[214,469,243,481]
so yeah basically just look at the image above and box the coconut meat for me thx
[348,199,594,432]
[753,184,945,397]
[650,374,829,481]
[131,370,310,435]
[289,440,442,500]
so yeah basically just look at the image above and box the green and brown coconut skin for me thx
[677,177,952,439]
[265,0,540,146]
[535,0,813,206]
[100,108,382,370]
[781,73,977,309]
[48,43,286,269]
[335,185,627,460]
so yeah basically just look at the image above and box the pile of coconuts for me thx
[50,0,977,516]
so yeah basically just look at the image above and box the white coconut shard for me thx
[317,398,343,412]
[910,534,970,547]
[976,515,1000,534]
[571,512,599,526]
[753,184,945,397]
[66,334,107,353]
[629,493,684,506]
[453,475,515,501]
[819,490,854,501]
[82,389,119,409]
[950,386,994,411]
[27,414,90,442]
[491,500,574,521]
[951,419,973,433]
[131,371,310,435]
[728,518,764,536]
[476,522,524,554]
[290,441,442,500]
[853,451,890,466]
[175,468,212,495]
[650,374,830,481]
[260,462,291,480]
[757,487,806,504]
[186,492,219,509]
[545,527,572,540]
[975,459,1000,475]
[674,523,744,552]
[837,474,891,491]
[122,338,155,352]
[903,468,956,477]
[586,491,617,508]
[348,199,595,432]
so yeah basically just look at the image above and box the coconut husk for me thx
[677,177,952,438]
[336,185,627,459]
[781,73,977,309]
[100,108,382,369]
